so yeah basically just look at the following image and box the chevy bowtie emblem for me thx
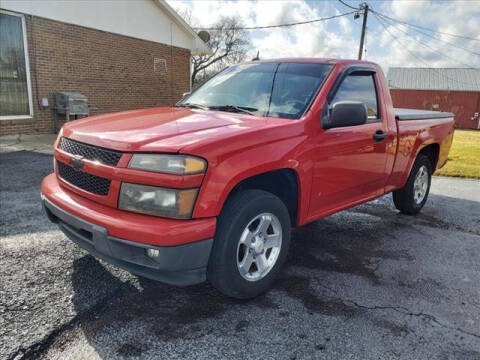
[70,157,84,171]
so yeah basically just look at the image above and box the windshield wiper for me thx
[176,103,209,110]
[208,104,258,115]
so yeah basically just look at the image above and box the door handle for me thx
[373,130,387,142]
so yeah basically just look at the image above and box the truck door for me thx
[308,68,392,219]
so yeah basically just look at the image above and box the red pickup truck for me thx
[42,58,454,299]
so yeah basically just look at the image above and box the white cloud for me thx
[168,0,480,70]
[168,0,357,59]
[169,0,255,26]
[375,0,480,68]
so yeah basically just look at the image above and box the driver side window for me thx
[332,74,380,122]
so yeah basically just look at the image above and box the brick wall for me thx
[0,14,191,136]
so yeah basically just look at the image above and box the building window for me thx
[0,10,33,120]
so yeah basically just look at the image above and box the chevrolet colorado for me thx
[42,59,455,299]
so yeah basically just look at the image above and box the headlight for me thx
[118,183,198,219]
[128,154,206,175]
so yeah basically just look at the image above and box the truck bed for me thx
[389,109,455,191]
[395,108,454,121]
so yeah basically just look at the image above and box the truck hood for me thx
[63,107,293,153]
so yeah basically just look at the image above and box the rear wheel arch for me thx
[417,143,440,172]
[222,169,300,227]
[399,142,440,189]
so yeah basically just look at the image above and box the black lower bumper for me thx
[42,197,213,286]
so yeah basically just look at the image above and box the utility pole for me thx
[358,2,369,60]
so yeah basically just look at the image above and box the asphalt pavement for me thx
[1,148,479,360]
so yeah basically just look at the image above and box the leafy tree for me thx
[191,17,251,87]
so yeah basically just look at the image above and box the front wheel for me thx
[207,189,291,299]
[393,154,432,215]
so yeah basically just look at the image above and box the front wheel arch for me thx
[219,168,300,227]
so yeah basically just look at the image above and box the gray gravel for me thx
[1,149,479,360]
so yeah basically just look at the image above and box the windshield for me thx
[179,62,333,119]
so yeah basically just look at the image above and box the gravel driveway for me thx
[1,149,479,360]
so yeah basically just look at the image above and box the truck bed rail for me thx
[395,108,454,121]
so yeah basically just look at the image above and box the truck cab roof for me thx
[246,57,379,67]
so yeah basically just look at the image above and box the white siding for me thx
[1,0,208,53]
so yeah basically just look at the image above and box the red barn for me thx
[387,68,480,129]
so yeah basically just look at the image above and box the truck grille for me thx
[57,161,111,196]
[58,137,122,166]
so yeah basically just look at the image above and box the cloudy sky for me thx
[167,0,480,72]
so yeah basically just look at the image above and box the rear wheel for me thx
[393,154,432,215]
[207,189,291,299]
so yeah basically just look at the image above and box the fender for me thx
[191,135,312,221]
[410,132,436,173]
[397,121,450,188]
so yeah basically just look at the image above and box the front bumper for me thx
[41,174,216,285]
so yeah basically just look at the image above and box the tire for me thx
[207,189,291,299]
[393,154,432,215]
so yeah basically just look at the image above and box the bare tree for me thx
[191,17,251,87]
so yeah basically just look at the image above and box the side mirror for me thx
[181,92,191,100]
[322,101,368,129]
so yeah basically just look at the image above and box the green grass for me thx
[434,130,480,179]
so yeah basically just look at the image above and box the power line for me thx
[337,0,360,11]
[373,13,478,87]
[373,14,473,85]
[377,13,478,69]
[193,11,356,31]
[375,12,480,57]
[370,8,480,42]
